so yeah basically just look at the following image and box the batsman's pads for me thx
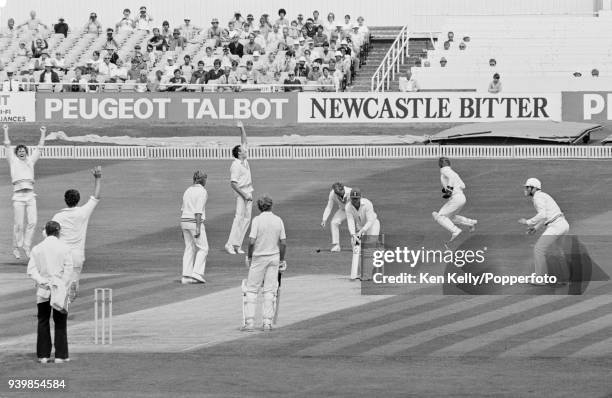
[442,186,454,199]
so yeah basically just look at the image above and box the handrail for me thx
[370,25,410,92]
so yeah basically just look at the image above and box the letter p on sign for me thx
[45,98,63,119]
[583,94,605,120]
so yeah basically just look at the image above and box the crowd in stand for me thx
[0,8,371,92]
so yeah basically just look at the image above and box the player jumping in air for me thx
[432,157,477,246]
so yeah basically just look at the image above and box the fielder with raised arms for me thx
[242,195,287,332]
[432,157,477,246]
[225,121,253,255]
[4,124,46,259]
[321,182,352,252]
[518,178,570,284]
[346,189,380,280]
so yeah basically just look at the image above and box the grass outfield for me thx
[1,158,612,397]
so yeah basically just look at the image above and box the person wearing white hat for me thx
[519,178,570,281]
[432,157,477,247]
[2,68,21,92]
[39,59,59,83]
[295,56,309,78]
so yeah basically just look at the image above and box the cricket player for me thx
[225,121,253,255]
[346,189,381,279]
[518,178,570,282]
[180,171,208,284]
[3,124,46,259]
[432,157,477,244]
[321,182,352,252]
[51,166,102,298]
[243,195,287,332]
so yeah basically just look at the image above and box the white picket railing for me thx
[371,25,411,92]
[1,145,611,160]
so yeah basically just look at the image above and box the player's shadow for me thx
[443,234,609,295]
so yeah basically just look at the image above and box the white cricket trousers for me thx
[433,192,476,233]
[330,208,347,244]
[244,254,280,325]
[13,196,37,251]
[534,217,570,276]
[68,250,85,298]
[181,222,208,279]
[227,196,252,247]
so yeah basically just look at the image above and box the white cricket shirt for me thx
[230,158,253,194]
[440,166,466,195]
[6,148,41,191]
[345,198,378,235]
[52,196,99,255]
[527,191,563,226]
[249,211,286,256]
[322,186,352,220]
[181,185,207,220]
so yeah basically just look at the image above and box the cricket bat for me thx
[350,238,361,279]
[273,271,282,324]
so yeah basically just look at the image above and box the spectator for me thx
[116,8,135,32]
[339,39,352,56]
[289,20,301,40]
[31,38,49,58]
[16,41,32,59]
[276,8,289,27]
[277,51,295,73]
[207,18,222,46]
[229,34,245,57]
[135,6,153,32]
[127,59,142,80]
[244,33,263,55]
[201,47,216,71]
[205,59,224,84]
[264,52,278,74]
[180,55,194,82]
[97,54,118,82]
[440,57,447,67]
[229,59,241,82]
[257,67,273,85]
[167,29,186,51]
[222,21,238,42]
[330,25,343,44]
[39,60,60,83]
[251,51,265,72]
[591,68,600,77]
[149,28,167,51]
[324,13,336,38]
[54,17,69,37]
[243,60,257,84]
[296,14,305,30]
[312,10,322,27]
[104,29,119,51]
[328,59,344,89]
[88,50,102,71]
[161,21,172,40]
[447,31,454,42]
[302,18,317,38]
[321,42,333,63]
[167,69,187,91]
[342,15,354,34]
[573,71,582,78]
[144,44,157,67]
[135,71,149,92]
[1,18,16,37]
[399,70,419,92]
[283,71,302,92]
[303,48,314,65]
[489,58,497,67]
[443,41,450,50]
[259,15,272,36]
[488,73,502,93]
[459,41,466,50]
[84,12,102,35]
[295,57,310,78]
[51,51,66,71]
[31,53,50,71]
[69,68,87,92]
[2,68,20,92]
[132,51,148,72]
[313,25,327,47]
[180,18,200,43]
[317,66,335,91]
[112,59,128,81]
[164,56,177,79]
[245,14,255,29]
[17,10,48,32]
[356,17,369,43]
[190,61,207,84]
[232,11,245,26]
[463,36,471,42]
[220,46,234,66]
[147,70,167,92]
[308,62,322,81]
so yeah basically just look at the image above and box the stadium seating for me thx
[409,15,612,92]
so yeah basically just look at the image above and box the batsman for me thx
[242,195,287,332]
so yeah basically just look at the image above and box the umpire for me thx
[243,195,287,332]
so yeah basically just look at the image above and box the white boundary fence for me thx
[1,145,611,160]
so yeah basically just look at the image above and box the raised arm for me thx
[92,165,102,199]
[321,190,334,227]
[237,120,247,149]
[30,126,46,163]
[3,124,10,148]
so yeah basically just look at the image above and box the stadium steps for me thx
[351,36,433,92]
